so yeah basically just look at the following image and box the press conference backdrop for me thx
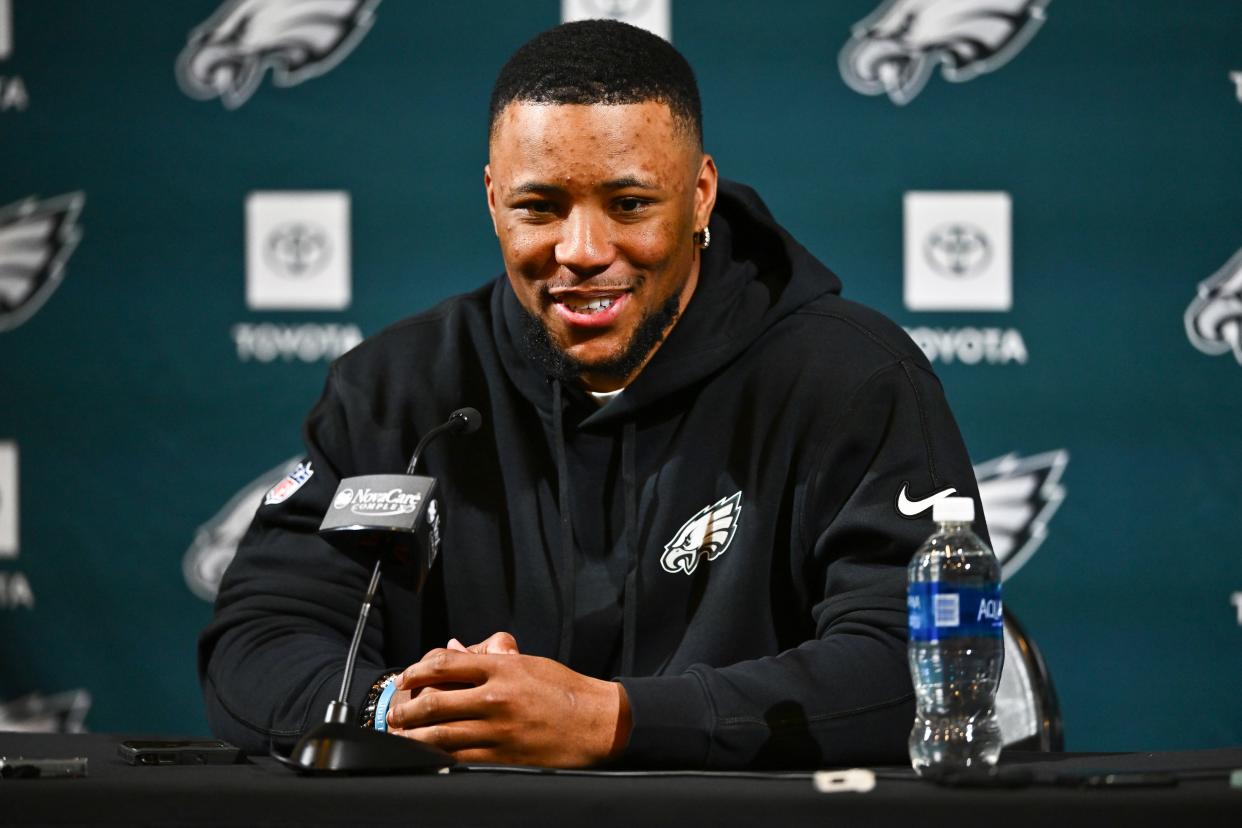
[1,0,1240,751]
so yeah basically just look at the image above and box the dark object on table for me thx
[278,723,452,775]
[118,740,242,766]
[0,756,88,779]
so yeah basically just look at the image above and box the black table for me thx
[2,733,1240,827]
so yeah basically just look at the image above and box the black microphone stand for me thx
[283,409,480,774]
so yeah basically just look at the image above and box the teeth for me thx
[570,297,615,313]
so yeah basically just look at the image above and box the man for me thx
[199,19,985,769]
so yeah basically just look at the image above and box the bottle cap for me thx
[933,497,975,523]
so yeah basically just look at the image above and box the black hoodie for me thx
[199,180,985,768]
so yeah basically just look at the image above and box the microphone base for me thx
[286,722,454,775]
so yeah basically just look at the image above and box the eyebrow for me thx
[601,176,659,191]
[509,182,564,196]
[508,177,660,197]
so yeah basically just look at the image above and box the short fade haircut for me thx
[489,19,703,148]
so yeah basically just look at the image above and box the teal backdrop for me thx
[2,0,1240,751]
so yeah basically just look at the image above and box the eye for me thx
[520,200,556,216]
[615,197,648,214]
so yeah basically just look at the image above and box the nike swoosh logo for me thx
[896,483,958,518]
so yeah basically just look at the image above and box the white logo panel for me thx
[562,0,671,42]
[0,441,16,558]
[0,0,11,60]
[905,191,1011,312]
[246,191,350,310]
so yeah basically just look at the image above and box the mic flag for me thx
[318,474,440,593]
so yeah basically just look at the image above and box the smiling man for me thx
[200,20,986,769]
[487,95,714,393]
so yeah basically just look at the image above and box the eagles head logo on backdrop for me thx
[661,492,742,576]
[176,0,380,109]
[0,193,84,333]
[839,0,1051,105]
[0,690,92,734]
[1185,245,1242,365]
[183,456,302,601]
[974,449,1067,579]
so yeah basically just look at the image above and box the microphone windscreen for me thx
[451,407,482,434]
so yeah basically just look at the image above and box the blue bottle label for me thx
[907,583,1003,641]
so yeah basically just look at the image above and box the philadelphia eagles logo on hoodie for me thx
[838,0,1050,105]
[0,193,84,333]
[176,0,380,109]
[661,492,742,575]
[1185,245,1242,365]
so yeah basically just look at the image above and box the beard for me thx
[518,293,682,386]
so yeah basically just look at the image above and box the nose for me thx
[554,206,613,277]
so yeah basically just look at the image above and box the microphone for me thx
[285,407,483,775]
[407,407,480,473]
[319,407,482,592]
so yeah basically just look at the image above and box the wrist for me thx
[605,681,632,761]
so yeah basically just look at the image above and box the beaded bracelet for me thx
[359,671,399,730]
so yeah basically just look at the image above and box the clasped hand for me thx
[385,633,631,767]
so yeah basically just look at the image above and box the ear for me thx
[484,164,499,237]
[693,154,718,234]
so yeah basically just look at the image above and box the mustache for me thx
[539,274,645,299]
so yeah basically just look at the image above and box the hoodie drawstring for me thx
[552,380,576,663]
[620,419,639,676]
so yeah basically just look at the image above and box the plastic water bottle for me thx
[907,496,1004,775]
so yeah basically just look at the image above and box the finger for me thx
[399,649,490,690]
[468,631,519,655]
[397,721,498,755]
[447,638,468,652]
[449,747,508,765]
[487,631,520,655]
[387,683,498,730]
[384,686,412,715]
